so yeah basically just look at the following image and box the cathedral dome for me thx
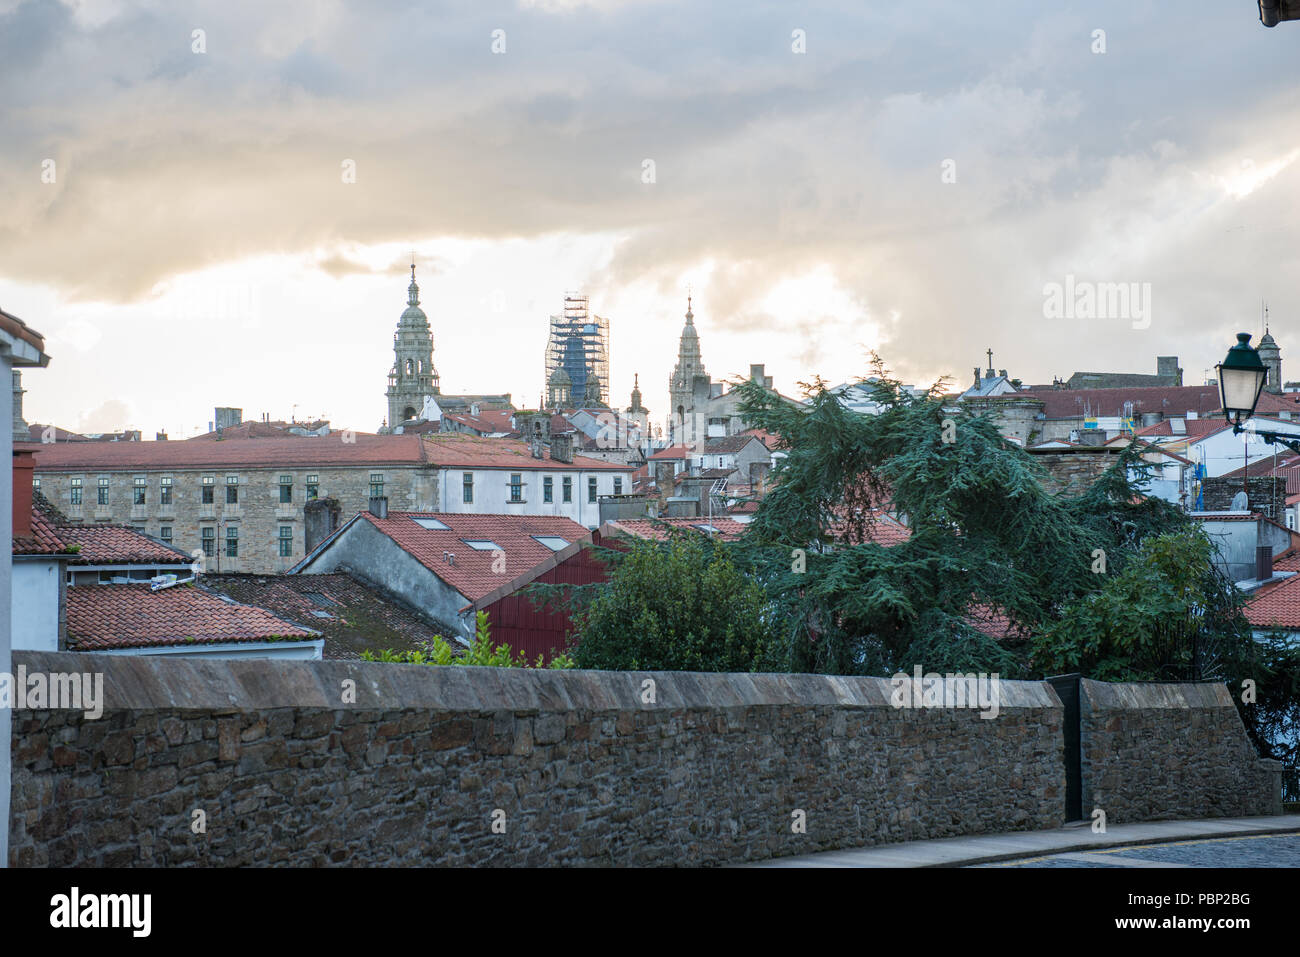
[549,366,572,386]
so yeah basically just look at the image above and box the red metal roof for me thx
[648,445,691,461]
[66,584,319,650]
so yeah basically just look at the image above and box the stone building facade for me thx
[29,435,436,575]
[29,432,635,575]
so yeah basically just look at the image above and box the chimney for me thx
[368,496,389,519]
[1256,545,1273,583]
[13,448,35,539]
[551,432,574,464]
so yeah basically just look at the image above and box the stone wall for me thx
[1200,475,1287,520]
[1079,679,1282,824]
[1027,448,1122,492]
[5,653,1280,867]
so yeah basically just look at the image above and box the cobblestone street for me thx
[978,832,1300,868]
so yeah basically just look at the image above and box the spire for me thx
[685,288,693,323]
[407,260,420,307]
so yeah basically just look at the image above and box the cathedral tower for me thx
[384,262,439,429]
[667,296,709,444]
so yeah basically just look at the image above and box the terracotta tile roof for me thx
[704,435,764,454]
[32,433,428,471]
[441,410,516,434]
[66,583,319,651]
[827,509,912,546]
[1274,549,1300,572]
[965,603,1029,641]
[1035,385,1223,420]
[601,517,749,542]
[649,445,691,461]
[349,511,593,602]
[1251,391,1300,416]
[203,573,453,660]
[57,524,193,566]
[1220,452,1300,494]
[1133,417,1230,439]
[1245,574,1300,630]
[186,421,341,441]
[419,433,632,472]
[740,428,784,450]
[13,506,68,556]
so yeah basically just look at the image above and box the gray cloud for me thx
[3,0,1299,395]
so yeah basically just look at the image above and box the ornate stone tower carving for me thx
[668,296,709,444]
[384,262,439,430]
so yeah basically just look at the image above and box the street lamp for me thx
[1217,332,1300,453]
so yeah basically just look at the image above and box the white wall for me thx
[437,467,634,528]
[11,560,60,651]
[1192,418,1300,477]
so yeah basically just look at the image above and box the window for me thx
[160,526,172,544]
[225,526,238,557]
[543,476,553,503]
[32,478,40,494]
[133,476,146,505]
[226,475,238,504]
[613,477,623,495]
[70,478,82,506]
[462,539,502,551]
[201,527,215,557]
[306,474,319,500]
[462,472,473,504]
[413,517,450,530]
[202,476,215,504]
[369,473,384,498]
[97,477,109,505]
[532,536,569,551]
[588,477,597,503]
[562,476,572,503]
[278,525,293,557]
[509,473,523,503]
[279,475,293,504]
[160,476,173,505]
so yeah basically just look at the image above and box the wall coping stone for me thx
[13,651,1063,713]
[1081,678,1233,710]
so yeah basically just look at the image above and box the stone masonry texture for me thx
[1079,679,1283,824]
[4,653,1279,867]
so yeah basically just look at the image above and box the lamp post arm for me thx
[1231,422,1300,456]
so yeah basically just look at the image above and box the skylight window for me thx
[692,524,720,534]
[413,517,451,531]
[532,536,569,551]
[462,540,502,551]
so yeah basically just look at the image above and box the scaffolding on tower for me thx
[545,293,610,407]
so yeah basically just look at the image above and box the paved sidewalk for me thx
[746,814,1300,867]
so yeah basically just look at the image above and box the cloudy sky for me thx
[4,0,1300,437]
